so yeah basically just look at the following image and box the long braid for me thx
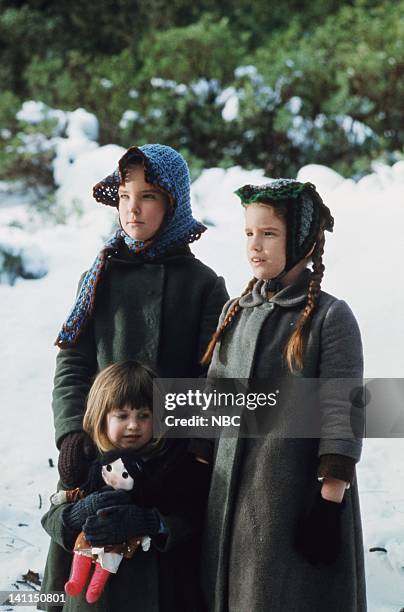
[285,229,326,372]
[201,277,256,366]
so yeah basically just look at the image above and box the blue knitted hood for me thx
[93,144,206,257]
[55,145,206,348]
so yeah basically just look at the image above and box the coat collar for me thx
[109,243,194,265]
[238,268,311,308]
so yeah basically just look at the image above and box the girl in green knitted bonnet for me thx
[201,179,366,612]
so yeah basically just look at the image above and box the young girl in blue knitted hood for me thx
[39,144,228,610]
[201,179,366,612]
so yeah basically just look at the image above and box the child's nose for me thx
[251,238,262,251]
[128,198,141,214]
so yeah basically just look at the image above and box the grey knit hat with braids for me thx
[235,178,334,274]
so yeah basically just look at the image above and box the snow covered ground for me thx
[0,106,403,610]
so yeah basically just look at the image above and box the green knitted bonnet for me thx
[235,178,334,273]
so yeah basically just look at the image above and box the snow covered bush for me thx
[0,230,47,286]
[0,101,64,211]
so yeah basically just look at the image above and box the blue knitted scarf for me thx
[55,230,150,348]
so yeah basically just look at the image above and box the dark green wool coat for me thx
[201,268,367,612]
[39,244,228,612]
[52,244,228,448]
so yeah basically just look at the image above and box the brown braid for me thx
[285,229,326,372]
[201,277,256,366]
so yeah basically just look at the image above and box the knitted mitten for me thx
[61,489,135,549]
[83,505,160,546]
[58,432,97,488]
[294,489,345,565]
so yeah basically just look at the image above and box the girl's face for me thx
[245,204,287,280]
[106,404,153,450]
[118,166,167,241]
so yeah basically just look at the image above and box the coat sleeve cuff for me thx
[317,453,356,484]
[55,418,85,449]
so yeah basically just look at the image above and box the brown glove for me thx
[58,432,97,488]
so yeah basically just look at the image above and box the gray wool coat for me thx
[201,268,367,612]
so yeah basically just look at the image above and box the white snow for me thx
[150,77,177,89]
[234,65,258,79]
[16,101,67,130]
[287,96,303,115]
[190,78,220,100]
[100,78,113,90]
[0,227,48,285]
[119,110,140,129]
[335,115,375,145]
[53,109,100,193]
[217,87,239,122]
[0,115,403,611]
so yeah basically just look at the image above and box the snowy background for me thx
[0,104,403,611]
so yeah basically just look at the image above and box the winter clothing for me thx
[42,245,227,610]
[40,440,212,612]
[202,267,366,612]
[60,452,156,605]
[93,144,206,252]
[83,505,160,546]
[235,179,334,281]
[294,484,346,565]
[61,490,134,542]
[58,432,98,490]
[61,490,143,604]
[52,244,228,452]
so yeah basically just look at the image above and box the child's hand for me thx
[294,486,345,565]
[320,478,347,503]
[83,505,160,546]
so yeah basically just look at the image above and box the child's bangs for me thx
[113,367,154,412]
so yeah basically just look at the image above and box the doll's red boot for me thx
[85,562,111,604]
[65,553,93,596]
